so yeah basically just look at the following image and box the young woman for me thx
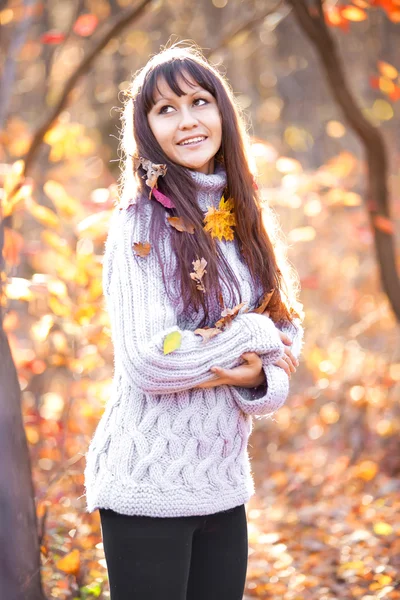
[84,44,304,600]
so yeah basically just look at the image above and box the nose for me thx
[178,105,198,130]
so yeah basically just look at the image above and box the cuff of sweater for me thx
[231,362,289,416]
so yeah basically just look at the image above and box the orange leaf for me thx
[389,85,400,101]
[167,216,195,234]
[3,227,24,267]
[215,301,248,330]
[194,327,223,342]
[56,549,80,575]
[73,14,98,37]
[340,5,368,20]
[133,242,151,257]
[373,214,394,234]
[251,290,275,314]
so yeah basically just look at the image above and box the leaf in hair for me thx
[167,216,195,234]
[203,195,236,242]
[190,257,207,292]
[250,289,275,314]
[133,241,151,257]
[151,187,175,209]
[133,156,167,196]
[194,327,223,342]
[215,301,248,330]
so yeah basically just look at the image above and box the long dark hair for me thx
[120,44,302,327]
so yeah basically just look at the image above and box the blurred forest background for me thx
[1,0,400,599]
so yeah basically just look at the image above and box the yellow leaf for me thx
[163,331,182,355]
[373,522,393,536]
[341,5,367,21]
[203,196,236,242]
[44,180,81,219]
[356,460,378,481]
[56,549,80,575]
[28,202,60,230]
[378,60,398,80]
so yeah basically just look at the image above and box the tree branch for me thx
[285,0,400,320]
[205,0,285,58]
[22,0,153,178]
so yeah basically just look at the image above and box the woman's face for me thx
[147,73,222,175]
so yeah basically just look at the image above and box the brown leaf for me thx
[133,241,151,257]
[190,257,207,292]
[167,216,195,234]
[251,289,275,314]
[215,301,248,330]
[194,327,223,342]
[134,157,167,195]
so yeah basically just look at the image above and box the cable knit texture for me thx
[84,165,304,517]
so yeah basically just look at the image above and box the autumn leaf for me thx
[73,14,98,37]
[27,202,60,230]
[190,257,207,292]
[41,30,66,44]
[164,331,182,355]
[373,214,394,234]
[340,5,367,21]
[133,242,151,257]
[56,549,80,575]
[167,216,195,234]
[194,327,223,342]
[373,522,393,536]
[378,60,398,79]
[203,195,236,242]
[215,301,248,330]
[251,290,275,315]
[134,157,167,196]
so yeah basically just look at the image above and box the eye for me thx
[193,98,208,107]
[158,105,174,115]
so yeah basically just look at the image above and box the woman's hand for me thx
[277,330,298,377]
[195,352,266,389]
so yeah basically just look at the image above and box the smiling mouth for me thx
[177,136,207,147]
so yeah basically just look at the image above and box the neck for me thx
[187,162,227,212]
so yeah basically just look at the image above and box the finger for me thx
[283,354,297,373]
[196,376,225,389]
[285,349,299,367]
[274,358,291,377]
[279,332,292,346]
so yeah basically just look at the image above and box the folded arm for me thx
[103,204,287,395]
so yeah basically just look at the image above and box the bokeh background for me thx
[1,1,400,599]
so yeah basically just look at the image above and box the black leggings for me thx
[99,504,248,600]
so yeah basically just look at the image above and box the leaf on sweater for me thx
[194,326,223,342]
[167,216,195,234]
[133,241,151,257]
[215,301,248,330]
[190,257,207,292]
[203,195,236,241]
[163,330,182,354]
[251,289,275,314]
[133,157,167,197]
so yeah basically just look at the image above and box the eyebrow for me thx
[153,87,207,105]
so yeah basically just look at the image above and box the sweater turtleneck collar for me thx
[186,162,227,212]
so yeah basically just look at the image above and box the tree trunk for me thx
[0,328,45,599]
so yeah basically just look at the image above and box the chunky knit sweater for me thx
[84,166,304,518]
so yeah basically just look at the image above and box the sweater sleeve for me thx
[230,317,304,417]
[103,203,286,395]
